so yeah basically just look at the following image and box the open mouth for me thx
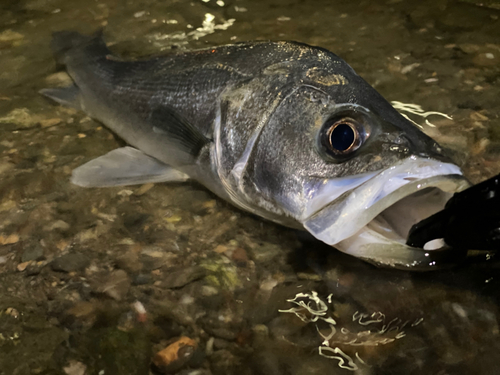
[302,156,470,270]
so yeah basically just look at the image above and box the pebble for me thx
[93,270,131,301]
[45,71,73,87]
[0,29,24,42]
[204,327,237,341]
[0,108,41,129]
[0,161,15,176]
[43,220,70,232]
[231,247,248,266]
[473,51,500,67]
[63,360,87,375]
[152,336,198,373]
[132,273,152,285]
[40,118,62,128]
[135,183,154,195]
[21,243,44,262]
[17,261,30,272]
[115,248,142,273]
[162,266,206,289]
[51,253,90,273]
[0,233,19,245]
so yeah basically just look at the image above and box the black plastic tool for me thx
[407,173,500,250]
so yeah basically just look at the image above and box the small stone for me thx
[213,245,228,253]
[0,233,19,245]
[118,189,133,197]
[94,270,131,301]
[252,324,269,338]
[0,161,15,176]
[135,183,154,195]
[21,243,44,262]
[152,337,197,373]
[202,200,216,209]
[212,338,230,350]
[0,29,24,43]
[473,51,500,67]
[200,285,219,296]
[51,253,90,273]
[204,327,237,341]
[43,220,70,232]
[116,248,142,273]
[231,247,248,266]
[63,360,87,375]
[162,266,206,289]
[40,118,62,128]
[45,72,73,87]
[133,273,152,285]
[5,307,19,318]
[297,272,322,281]
[0,108,41,129]
[17,261,30,272]
[249,243,281,263]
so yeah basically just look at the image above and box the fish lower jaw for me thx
[333,184,468,270]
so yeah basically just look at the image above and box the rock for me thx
[248,243,282,263]
[115,248,142,273]
[204,327,237,341]
[93,270,131,301]
[162,266,206,289]
[133,273,152,285]
[51,253,90,273]
[0,108,42,129]
[45,71,73,87]
[152,336,198,373]
[473,51,500,67]
[21,243,44,262]
[0,160,15,176]
[17,261,30,272]
[0,233,19,245]
[231,247,248,266]
[40,118,62,128]
[209,350,240,374]
[63,360,87,375]
[0,29,24,43]
[43,220,70,232]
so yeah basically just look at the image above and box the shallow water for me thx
[0,0,500,374]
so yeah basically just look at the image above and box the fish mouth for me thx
[302,156,471,270]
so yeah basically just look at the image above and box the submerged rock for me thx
[51,253,90,273]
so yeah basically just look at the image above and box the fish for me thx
[41,31,470,270]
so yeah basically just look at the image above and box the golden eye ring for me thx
[325,118,362,155]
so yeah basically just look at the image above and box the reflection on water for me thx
[0,0,499,374]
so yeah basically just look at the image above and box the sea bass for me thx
[42,31,470,270]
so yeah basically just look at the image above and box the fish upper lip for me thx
[301,156,470,247]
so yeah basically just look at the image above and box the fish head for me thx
[247,63,470,270]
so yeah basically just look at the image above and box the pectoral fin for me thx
[149,105,210,164]
[40,85,82,110]
[71,146,189,187]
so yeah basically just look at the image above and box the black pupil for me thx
[330,123,355,151]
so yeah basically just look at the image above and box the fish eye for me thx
[322,118,363,156]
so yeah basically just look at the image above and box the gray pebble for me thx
[51,253,90,272]
[162,266,206,289]
[21,244,44,262]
